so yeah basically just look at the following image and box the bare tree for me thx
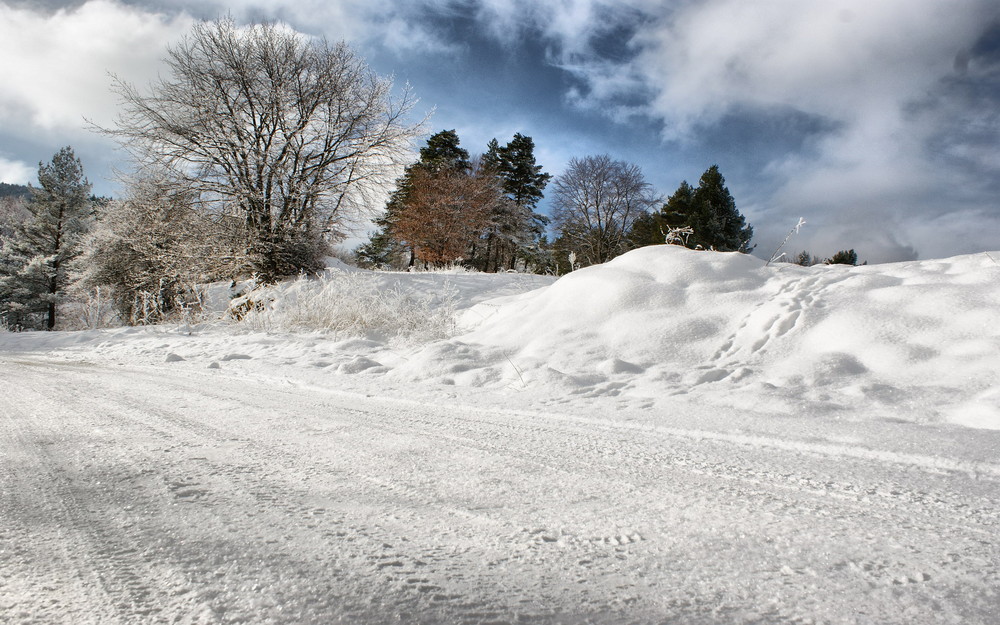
[98,19,421,280]
[551,154,658,267]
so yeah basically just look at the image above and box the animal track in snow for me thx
[706,274,835,376]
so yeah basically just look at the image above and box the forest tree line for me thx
[0,18,860,331]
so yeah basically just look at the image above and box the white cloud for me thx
[0,1,194,133]
[0,156,34,185]
[625,1,988,135]
[506,0,1000,262]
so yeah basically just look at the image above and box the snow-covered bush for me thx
[230,270,457,341]
[60,286,121,330]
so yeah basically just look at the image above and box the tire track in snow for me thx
[4,356,1000,623]
[0,374,211,624]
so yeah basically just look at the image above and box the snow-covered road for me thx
[2,355,999,624]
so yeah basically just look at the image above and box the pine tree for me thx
[656,167,752,253]
[627,211,666,248]
[418,129,470,172]
[353,229,404,270]
[0,147,93,330]
[795,250,814,266]
[826,249,859,265]
[477,133,551,272]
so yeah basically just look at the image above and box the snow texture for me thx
[1,245,999,623]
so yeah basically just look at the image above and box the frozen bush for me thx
[229,271,456,342]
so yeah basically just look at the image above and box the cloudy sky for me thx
[2,0,999,262]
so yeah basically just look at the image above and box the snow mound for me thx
[3,247,997,430]
[396,246,1000,428]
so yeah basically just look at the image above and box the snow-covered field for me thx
[2,245,999,623]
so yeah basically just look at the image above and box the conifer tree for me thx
[418,129,470,172]
[826,249,859,265]
[688,166,753,252]
[0,147,93,330]
[654,167,752,253]
[795,250,814,266]
[357,130,474,268]
[626,211,666,248]
[478,133,551,272]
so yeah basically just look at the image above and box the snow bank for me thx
[3,247,998,430]
[394,246,1000,429]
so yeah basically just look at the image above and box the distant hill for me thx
[0,182,30,199]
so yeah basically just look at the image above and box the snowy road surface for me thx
[2,355,999,624]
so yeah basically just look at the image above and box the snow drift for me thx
[395,246,1000,429]
[3,245,998,430]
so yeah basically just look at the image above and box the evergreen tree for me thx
[826,249,859,265]
[626,210,666,248]
[0,147,93,330]
[657,167,752,252]
[477,133,551,272]
[482,138,503,172]
[794,250,814,266]
[0,183,31,199]
[627,180,694,249]
[0,196,29,253]
[660,181,696,231]
[497,134,550,211]
[418,129,470,172]
[357,130,474,268]
[353,229,404,270]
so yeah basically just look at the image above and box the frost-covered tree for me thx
[477,133,551,272]
[77,175,246,324]
[551,155,657,267]
[0,196,29,252]
[0,147,93,330]
[98,18,420,281]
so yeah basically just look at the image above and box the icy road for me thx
[2,355,999,624]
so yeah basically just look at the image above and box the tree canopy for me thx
[99,18,420,281]
[551,154,657,268]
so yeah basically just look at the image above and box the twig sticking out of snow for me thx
[504,352,527,390]
[766,218,806,267]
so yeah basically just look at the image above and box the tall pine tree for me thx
[0,147,93,329]
[477,133,551,272]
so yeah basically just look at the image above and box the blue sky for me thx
[2,0,999,263]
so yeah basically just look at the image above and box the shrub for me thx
[229,271,456,342]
